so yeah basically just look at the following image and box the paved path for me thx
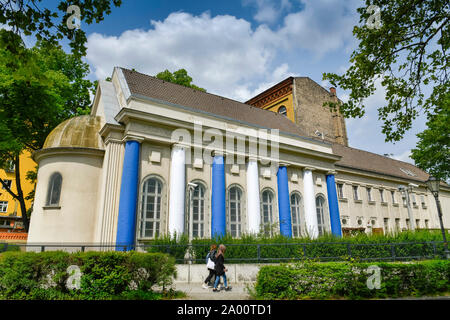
[173,283,253,300]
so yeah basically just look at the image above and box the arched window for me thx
[278,106,287,116]
[228,185,243,238]
[290,193,303,238]
[261,189,274,236]
[189,182,206,239]
[140,177,163,239]
[316,195,326,236]
[46,173,62,206]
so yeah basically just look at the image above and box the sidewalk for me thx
[173,283,253,300]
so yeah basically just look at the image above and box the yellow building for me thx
[246,77,348,146]
[0,151,36,233]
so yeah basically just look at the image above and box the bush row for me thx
[144,230,447,263]
[254,259,450,299]
[0,251,177,300]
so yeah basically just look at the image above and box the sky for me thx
[37,0,428,164]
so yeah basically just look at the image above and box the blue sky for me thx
[39,0,427,164]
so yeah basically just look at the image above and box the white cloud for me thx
[243,0,292,24]
[86,1,362,101]
[392,150,413,164]
[277,0,360,56]
[87,12,284,100]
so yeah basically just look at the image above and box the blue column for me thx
[326,174,342,237]
[211,155,226,238]
[116,140,141,250]
[277,166,292,238]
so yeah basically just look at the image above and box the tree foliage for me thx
[0,30,93,230]
[323,0,449,142]
[156,69,206,92]
[411,95,450,181]
[0,0,122,57]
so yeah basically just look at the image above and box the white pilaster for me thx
[303,168,319,239]
[168,144,186,236]
[247,158,261,234]
[94,140,124,248]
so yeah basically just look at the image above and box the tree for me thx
[0,30,93,231]
[323,0,449,142]
[410,94,450,181]
[156,69,206,92]
[0,0,122,57]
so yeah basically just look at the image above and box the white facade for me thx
[27,67,450,247]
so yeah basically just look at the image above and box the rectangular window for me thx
[391,190,397,204]
[1,180,12,190]
[367,187,373,202]
[421,195,426,208]
[5,160,15,173]
[337,183,344,198]
[411,193,417,206]
[406,219,410,230]
[415,219,420,229]
[384,218,389,233]
[395,218,400,231]
[0,201,8,213]
[380,189,385,203]
[353,186,359,200]
[425,219,429,229]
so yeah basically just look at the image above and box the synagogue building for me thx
[27,67,450,247]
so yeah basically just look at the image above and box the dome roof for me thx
[43,115,104,150]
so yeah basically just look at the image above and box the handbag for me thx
[206,257,215,270]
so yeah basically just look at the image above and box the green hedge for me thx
[254,259,450,299]
[143,231,447,263]
[0,251,177,300]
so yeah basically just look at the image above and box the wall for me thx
[28,153,104,244]
[335,171,443,233]
[293,77,348,146]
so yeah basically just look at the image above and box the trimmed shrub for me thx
[0,251,176,300]
[144,233,191,262]
[254,259,450,299]
[141,230,447,263]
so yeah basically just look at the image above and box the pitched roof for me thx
[332,143,429,183]
[119,68,312,140]
[116,68,436,186]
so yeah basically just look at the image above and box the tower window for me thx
[278,106,287,116]
[46,173,62,207]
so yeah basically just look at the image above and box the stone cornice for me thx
[114,107,341,164]
[32,147,105,163]
[246,77,293,108]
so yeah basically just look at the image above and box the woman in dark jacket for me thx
[213,244,232,292]
[202,244,217,289]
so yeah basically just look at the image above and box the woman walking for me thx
[213,244,232,292]
[202,244,217,289]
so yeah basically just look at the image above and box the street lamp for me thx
[426,176,449,259]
